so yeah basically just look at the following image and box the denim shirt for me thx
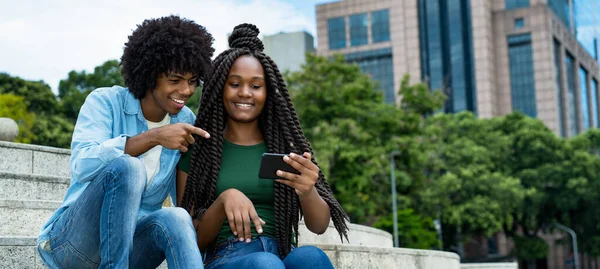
[37,86,196,247]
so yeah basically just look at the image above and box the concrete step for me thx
[0,172,69,201]
[0,236,168,269]
[0,236,45,269]
[0,141,70,177]
[0,199,59,237]
[302,243,461,269]
[2,236,457,269]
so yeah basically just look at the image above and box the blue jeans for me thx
[204,236,334,269]
[37,156,203,269]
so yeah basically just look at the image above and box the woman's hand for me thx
[218,188,265,243]
[276,152,319,198]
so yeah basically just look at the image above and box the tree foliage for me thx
[0,94,36,143]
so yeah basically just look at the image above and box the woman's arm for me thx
[298,187,330,234]
[275,152,330,234]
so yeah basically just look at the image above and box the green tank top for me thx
[178,140,275,245]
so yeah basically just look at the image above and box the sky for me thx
[575,0,600,59]
[0,0,338,94]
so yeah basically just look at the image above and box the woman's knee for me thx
[242,252,285,269]
[284,246,333,269]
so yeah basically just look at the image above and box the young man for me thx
[37,15,214,269]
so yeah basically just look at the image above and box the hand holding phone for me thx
[258,153,300,179]
[259,152,320,198]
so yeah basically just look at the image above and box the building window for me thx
[515,18,525,29]
[349,13,368,46]
[579,67,590,130]
[508,34,537,118]
[566,52,578,135]
[549,0,571,30]
[506,0,529,10]
[593,79,599,128]
[371,9,390,43]
[328,17,346,50]
[554,39,566,136]
[344,48,395,103]
[418,0,477,114]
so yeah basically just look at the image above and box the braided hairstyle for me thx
[181,23,349,258]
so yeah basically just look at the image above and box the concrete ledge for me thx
[0,236,167,269]
[0,236,37,246]
[299,220,393,247]
[0,199,62,210]
[0,172,69,201]
[309,244,461,269]
[461,263,518,269]
[3,237,458,269]
[0,142,70,177]
[0,141,71,155]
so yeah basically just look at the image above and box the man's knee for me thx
[153,208,194,234]
[105,156,146,191]
[159,207,192,224]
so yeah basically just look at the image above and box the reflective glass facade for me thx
[549,0,572,31]
[566,52,578,135]
[350,13,368,47]
[418,0,477,113]
[515,18,525,30]
[593,79,599,127]
[554,39,567,136]
[575,0,600,59]
[345,48,395,103]
[508,34,537,117]
[328,17,346,49]
[579,67,590,130]
[506,0,529,9]
[372,9,391,43]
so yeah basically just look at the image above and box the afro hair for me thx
[120,15,214,99]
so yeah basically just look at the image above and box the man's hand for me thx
[152,123,210,152]
[125,123,210,156]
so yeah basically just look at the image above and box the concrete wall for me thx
[263,31,315,73]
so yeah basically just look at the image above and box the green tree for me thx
[31,116,75,148]
[373,208,440,249]
[58,59,124,121]
[413,112,525,255]
[0,94,36,143]
[286,54,446,229]
[0,73,58,114]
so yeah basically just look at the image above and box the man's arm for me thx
[70,91,130,183]
[124,131,160,157]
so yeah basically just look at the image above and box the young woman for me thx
[177,23,348,269]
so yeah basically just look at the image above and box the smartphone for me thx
[258,153,300,179]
